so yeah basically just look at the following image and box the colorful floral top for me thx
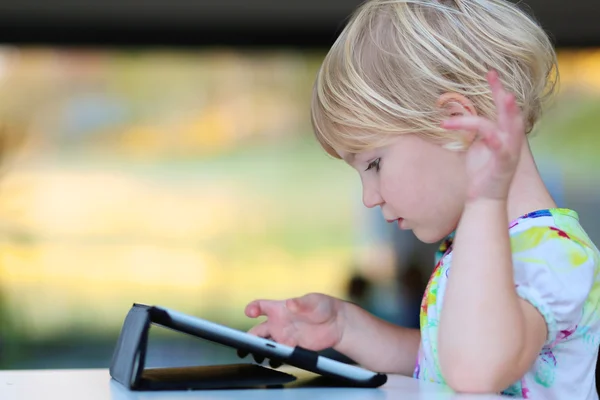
[413,209,600,399]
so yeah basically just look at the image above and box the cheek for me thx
[379,169,402,201]
[379,167,430,209]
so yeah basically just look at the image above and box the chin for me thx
[413,228,448,244]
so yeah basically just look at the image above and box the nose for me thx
[362,183,384,209]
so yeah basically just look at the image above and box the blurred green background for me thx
[0,47,599,370]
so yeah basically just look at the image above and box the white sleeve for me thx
[511,226,596,346]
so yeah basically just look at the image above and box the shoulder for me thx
[509,209,599,267]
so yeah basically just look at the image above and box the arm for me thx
[438,70,548,393]
[335,301,421,376]
[438,198,547,393]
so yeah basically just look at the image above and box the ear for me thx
[436,92,478,118]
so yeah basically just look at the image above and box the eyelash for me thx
[365,158,381,172]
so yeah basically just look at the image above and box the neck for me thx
[505,141,557,223]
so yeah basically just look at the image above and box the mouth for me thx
[386,218,406,228]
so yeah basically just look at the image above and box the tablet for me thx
[149,305,388,388]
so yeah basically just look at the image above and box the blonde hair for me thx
[311,0,559,157]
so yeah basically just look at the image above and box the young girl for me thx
[244,0,600,397]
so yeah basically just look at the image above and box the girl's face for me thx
[339,134,468,243]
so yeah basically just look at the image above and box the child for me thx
[244,0,600,398]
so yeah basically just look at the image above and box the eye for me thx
[365,158,381,172]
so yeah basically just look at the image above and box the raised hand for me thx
[441,70,526,201]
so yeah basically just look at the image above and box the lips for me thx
[386,218,406,229]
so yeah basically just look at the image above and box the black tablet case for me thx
[109,303,388,391]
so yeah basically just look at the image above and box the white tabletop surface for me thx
[0,368,506,400]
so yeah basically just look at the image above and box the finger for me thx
[252,354,265,364]
[486,70,510,132]
[245,299,277,318]
[504,92,525,136]
[248,321,270,338]
[442,116,502,151]
[237,349,249,358]
[441,116,497,137]
[285,298,302,313]
[286,294,318,314]
[269,359,284,368]
[278,336,299,347]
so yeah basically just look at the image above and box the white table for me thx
[0,368,506,400]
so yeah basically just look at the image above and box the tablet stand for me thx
[109,303,297,390]
[110,303,388,391]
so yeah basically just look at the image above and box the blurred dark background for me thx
[0,0,599,371]
[0,0,597,47]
